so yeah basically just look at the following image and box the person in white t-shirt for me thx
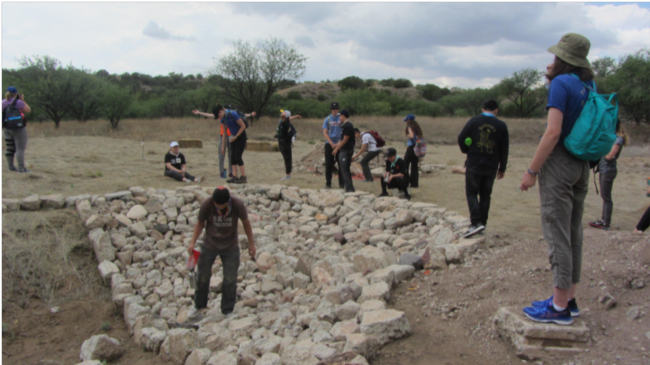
[352,128,381,182]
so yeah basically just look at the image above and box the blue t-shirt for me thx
[546,74,596,145]
[322,114,342,145]
[221,110,242,135]
[406,126,415,147]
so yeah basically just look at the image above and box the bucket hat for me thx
[547,33,591,68]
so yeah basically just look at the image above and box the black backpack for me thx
[2,98,25,129]
[230,110,249,128]
[288,123,296,139]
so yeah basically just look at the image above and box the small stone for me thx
[97,261,119,284]
[126,205,148,220]
[626,307,644,320]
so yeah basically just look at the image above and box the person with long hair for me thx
[589,124,629,230]
[520,33,596,325]
[403,114,423,188]
[2,86,32,172]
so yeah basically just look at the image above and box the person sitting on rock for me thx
[164,141,202,183]
[187,187,256,319]
[379,148,411,200]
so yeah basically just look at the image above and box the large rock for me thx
[185,348,212,365]
[352,246,392,273]
[360,309,410,345]
[281,189,302,205]
[357,281,391,304]
[41,194,65,210]
[281,340,319,365]
[79,335,123,361]
[21,194,40,211]
[167,328,199,365]
[97,260,119,284]
[2,198,20,212]
[308,191,345,208]
[126,204,148,220]
[394,210,414,227]
[141,327,167,354]
[88,228,116,263]
[256,353,282,365]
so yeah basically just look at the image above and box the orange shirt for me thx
[220,123,231,136]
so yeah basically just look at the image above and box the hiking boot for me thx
[238,176,247,184]
[226,176,239,184]
[187,306,200,319]
[523,302,573,325]
[462,225,485,238]
[532,296,580,317]
[379,192,389,197]
[404,193,411,201]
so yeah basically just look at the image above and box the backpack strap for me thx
[569,73,595,92]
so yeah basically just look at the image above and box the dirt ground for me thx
[2,135,650,364]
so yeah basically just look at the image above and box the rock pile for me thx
[9,184,484,365]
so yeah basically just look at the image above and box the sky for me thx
[2,2,649,89]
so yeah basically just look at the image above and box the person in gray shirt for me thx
[589,123,628,230]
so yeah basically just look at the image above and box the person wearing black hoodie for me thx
[457,100,509,238]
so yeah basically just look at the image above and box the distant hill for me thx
[277,81,422,101]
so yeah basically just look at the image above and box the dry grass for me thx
[2,210,93,308]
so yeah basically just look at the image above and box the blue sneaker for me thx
[531,296,580,317]
[523,303,573,325]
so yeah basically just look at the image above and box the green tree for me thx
[102,83,132,129]
[606,49,650,123]
[416,83,450,102]
[592,57,618,78]
[211,38,307,119]
[495,68,546,118]
[338,76,366,91]
[393,78,413,88]
[68,68,104,122]
[287,90,303,100]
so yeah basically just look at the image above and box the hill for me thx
[277,81,422,101]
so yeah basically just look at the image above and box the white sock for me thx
[552,302,566,312]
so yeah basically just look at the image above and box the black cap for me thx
[353,128,360,134]
[340,109,350,118]
[212,187,231,204]
[330,102,340,109]
[225,104,233,109]
[386,148,397,157]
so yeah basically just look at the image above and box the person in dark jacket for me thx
[378,148,411,200]
[276,110,301,180]
[332,109,356,192]
[457,100,509,238]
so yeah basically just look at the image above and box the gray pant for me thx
[338,149,355,192]
[359,150,381,181]
[539,145,589,289]
[218,136,232,176]
[4,127,28,170]
[599,171,617,226]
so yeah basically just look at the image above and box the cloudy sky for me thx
[2,2,649,89]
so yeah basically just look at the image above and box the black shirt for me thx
[165,152,186,172]
[457,114,509,174]
[341,121,355,152]
[277,119,292,143]
[385,157,407,175]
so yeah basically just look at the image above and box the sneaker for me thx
[187,306,200,319]
[238,176,247,184]
[195,176,203,183]
[184,179,192,184]
[462,225,485,238]
[8,166,16,172]
[325,184,331,189]
[404,193,411,201]
[226,176,239,184]
[532,296,580,317]
[280,175,291,181]
[523,302,573,325]
[379,192,389,197]
[18,168,30,173]
[220,170,227,179]
[588,220,610,230]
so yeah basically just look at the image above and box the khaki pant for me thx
[539,145,589,289]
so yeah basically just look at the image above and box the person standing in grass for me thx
[186,187,256,319]
[332,109,356,192]
[589,123,628,231]
[192,107,255,179]
[352,128,381,182]
[2,86,31,173]
[457,100,509,238]
[164,141,202,183]
[322,102,344,189]
[519,33,596,325]
[403,114,423,188]
[379,148,411,200]
[276,110,301,181]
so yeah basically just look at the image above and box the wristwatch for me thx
[527,168,539,176]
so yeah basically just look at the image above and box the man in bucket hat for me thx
[186,187,256,319]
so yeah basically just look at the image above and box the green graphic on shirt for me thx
[477,124,496,154]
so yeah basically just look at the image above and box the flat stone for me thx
[493,307,590,361]
[115,214,133,227]
[129,222,148,239]
[360,309,410,346]
[2,198,20,212]
[105,191,133,201]
[21,194,40,211]
[166,328,199,365]
[41,194,65,209]
[88,228,116,263]
[308,191,345,208]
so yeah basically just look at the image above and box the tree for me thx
[68,68,104,122]
[393,78,413,88]
[495,68,546,118]
[606,49,650,123]
[338,76,366,91]
[592,57,618,78]
[417,83,450,102]
[211,38,307,119]
[102,84,132,129]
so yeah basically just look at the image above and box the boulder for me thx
[129,222,148,239]
[2,198,20,212]
[21,194,41,211]
[281,340,319,365]
[351,246,392,273]
[206,351,237,365]
[167,328,199,365]
[394,210,414,227]
[145,199,163,214]
[41,194,65,210]
[256,353,282,365]
[88,228,116,263]
[360,309,410,345]
[141,327,167,354]
[281,189,302,205]
[398,253,423,270]
[97,260,119,284]
[184,348,212,365]
[79,334,123,361]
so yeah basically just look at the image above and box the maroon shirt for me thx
[198,196,248,251]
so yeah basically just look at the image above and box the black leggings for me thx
[404,146,419,187]
[230,133,246,166]
[279,139,292,175]
[165,170,195,182]
[636,206,650,232]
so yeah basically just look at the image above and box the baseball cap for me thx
[386,148,397,157]
[7,86,17,93]
[403,114,415,121]
[283,110,291,118]
[170,141,179,147]
[212,186,231,205]
[330,102,340,109]
[340,110,350,118]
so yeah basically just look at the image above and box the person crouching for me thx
[379,148,411,200]
[164,141,202,183]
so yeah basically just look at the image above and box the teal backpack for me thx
[563,74,618,161]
